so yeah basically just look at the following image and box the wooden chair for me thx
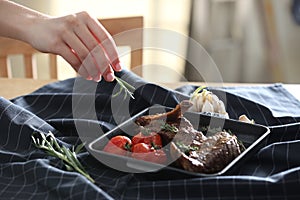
[0,37,57,79]
[0,16,143,79]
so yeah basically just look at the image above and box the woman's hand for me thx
[28,12,122,82]
[0,1,122,82]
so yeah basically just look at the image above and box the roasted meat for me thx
[170,131,242,173]
[135,100,196,144]
[135,100,193,127]
[135,101,243,174]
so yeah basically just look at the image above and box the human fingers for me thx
[103,66,115,82]
[81,45,111,82]
[63,12,119,81]
[33,12,119,82]
[56,43,92,80]
[72,15,115,82]
[85,16,122,72]
[72,17,99,53]
[63,28,106,81]
[91,44,115,82]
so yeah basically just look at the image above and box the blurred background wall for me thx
[10,0,300,83]
[186,0,300,83]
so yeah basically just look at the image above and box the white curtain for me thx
[185,0,271,83]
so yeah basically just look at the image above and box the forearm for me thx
[0,0,48,43]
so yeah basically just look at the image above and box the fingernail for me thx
[93,75,102,82]
[115,62,122,71]
[86,76,93,80]
[106,73,115,82]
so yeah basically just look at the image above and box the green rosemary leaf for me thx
[64,164,74,171]
[160,123,179,133]
[71,151,85,170]
[113,77,135,99]
[190,86,207,100]
[31,131,95,183]
[175,142,199,154]
[116,77,135,91]
[74,142,85,154]
[111,86,123,98]
[47,131,63,153]
[31,135,37,145]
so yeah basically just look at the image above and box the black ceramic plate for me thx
[88,106,270,178]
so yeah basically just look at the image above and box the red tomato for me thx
[103,135,132,156]
[132,142,151,153]
[132,131,162,148]
[131,143,167,164]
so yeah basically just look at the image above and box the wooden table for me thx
[0,78,300,101]
[0,78,57,99]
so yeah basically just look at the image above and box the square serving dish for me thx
[88,106,270,179]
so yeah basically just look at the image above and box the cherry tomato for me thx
[103,135,132,156]
[131,143,167,164]
[132,142,150,153]
[132,131,162,148]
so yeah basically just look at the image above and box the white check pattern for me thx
[0,70,300,199]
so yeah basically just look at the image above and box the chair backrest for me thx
[0,16,143,79]
[0,37,57,79]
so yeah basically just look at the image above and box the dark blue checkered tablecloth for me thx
[1,70,300,200]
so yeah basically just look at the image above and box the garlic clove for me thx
[217,100,226,114]
[196,94,204,112]
[211,94,220,112]
[202,100,214,112]
[188,102,198,112]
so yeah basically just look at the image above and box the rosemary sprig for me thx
[31,131,95,183]
[112,77,135,99]
[160,122,179,133]
[175,142,199,154]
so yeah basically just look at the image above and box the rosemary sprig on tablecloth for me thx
[31,131,95,183]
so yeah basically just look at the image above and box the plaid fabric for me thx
[1,70,300,200]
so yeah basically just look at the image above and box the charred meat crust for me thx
[135,101,243,174]
[135,100,193,127]
[170,131,242,173]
